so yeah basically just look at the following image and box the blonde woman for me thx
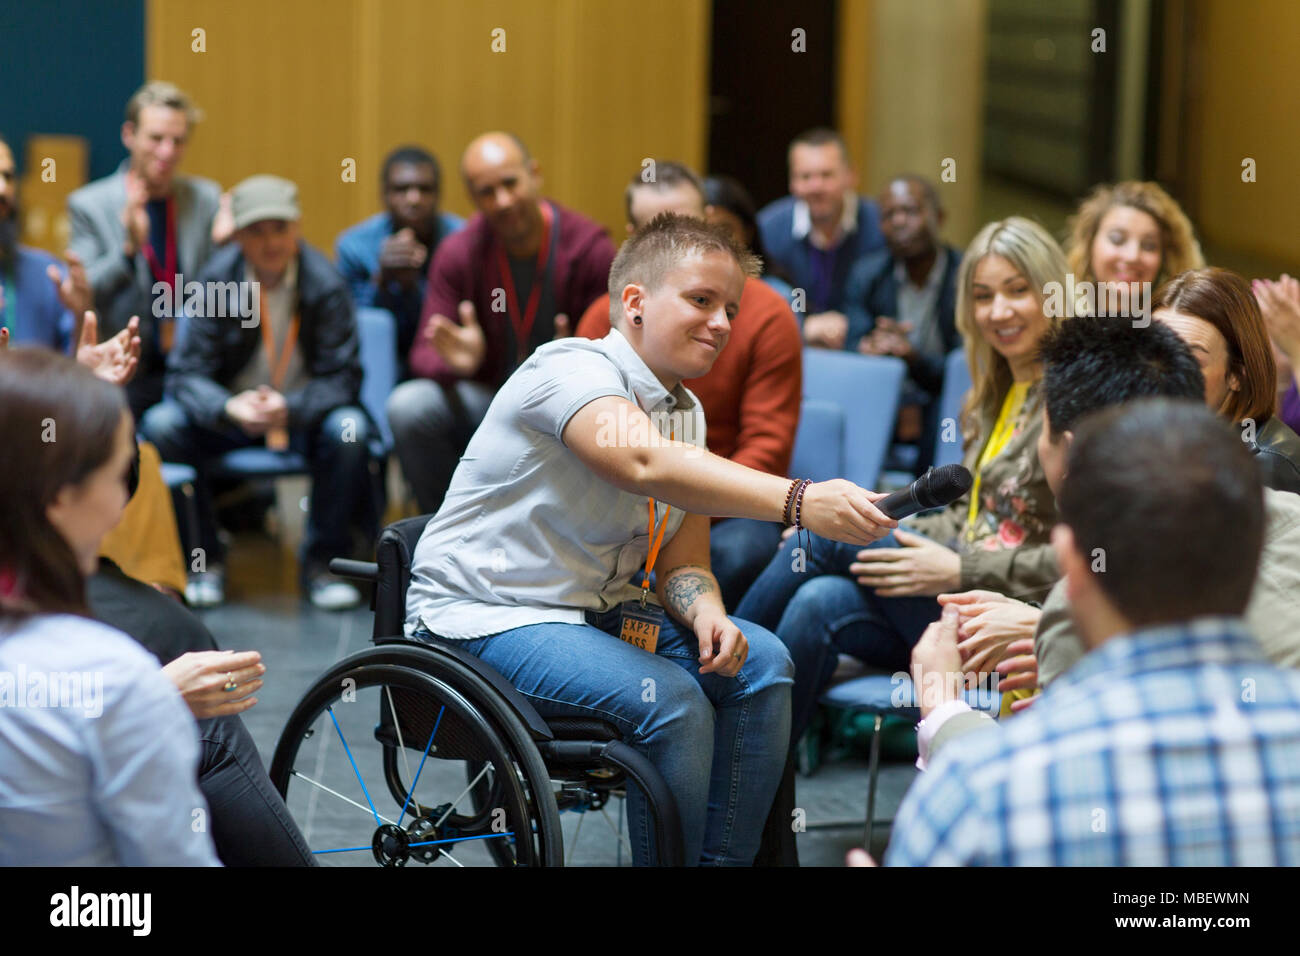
[736,217,1071,741]
[1064,180,1204,316]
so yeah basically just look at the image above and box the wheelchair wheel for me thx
[270,652,563,866]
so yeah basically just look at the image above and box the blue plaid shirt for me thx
[886,617,1300,865]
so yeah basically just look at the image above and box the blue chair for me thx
[932,347,972,468]
[788,400,844,482]
[789,350,907,489]
[207,307,396,482]
[811,670,1000,849]
[159,461,200,560]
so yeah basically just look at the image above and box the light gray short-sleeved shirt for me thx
[405,328,707,640]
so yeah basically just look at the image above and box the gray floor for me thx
[199,529,918,867]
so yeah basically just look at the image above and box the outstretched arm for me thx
[561,395,897,547]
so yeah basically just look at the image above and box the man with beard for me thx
[0,134,90,349]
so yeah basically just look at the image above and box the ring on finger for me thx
[223,672,238,692]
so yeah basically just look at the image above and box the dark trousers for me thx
[88,560,315,866]
[140,399,378,575]
[710,517,785,613]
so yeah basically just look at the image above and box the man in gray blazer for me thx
[67,80,226,418]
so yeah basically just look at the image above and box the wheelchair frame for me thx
[269,515,686,866]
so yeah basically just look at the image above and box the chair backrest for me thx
[373,513,434,640]
[933,346,972,468]
[356,307,398,452]
[793,349,906,488]
[789,400,844,482]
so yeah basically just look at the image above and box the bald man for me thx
[388,132,616,513]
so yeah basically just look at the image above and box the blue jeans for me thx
[734,531,942,744]
[710,517,784,612]
[141,399,378,575]
[431,609,792,866]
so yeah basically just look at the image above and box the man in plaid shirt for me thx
[886,399,1300,866]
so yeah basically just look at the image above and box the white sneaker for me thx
[308,576,362,611]
[186,567,225,608]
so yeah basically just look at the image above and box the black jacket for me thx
[1251,415,1300,495]
[842,244,963,396]
[166,241,361,432]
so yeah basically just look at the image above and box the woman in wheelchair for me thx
[403,214,897,865]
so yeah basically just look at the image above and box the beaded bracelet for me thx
[781,478,803,527]
[792,478,812,530]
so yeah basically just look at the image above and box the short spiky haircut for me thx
[1039,315,1205,436]
[607,213,760,327]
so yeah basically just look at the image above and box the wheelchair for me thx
[268,515,686,866]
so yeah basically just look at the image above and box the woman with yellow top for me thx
[735,217,1071,742]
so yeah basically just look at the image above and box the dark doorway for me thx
[708,0,839,209]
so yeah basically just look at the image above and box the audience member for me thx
[1064,179,1204,318]
[890,399,1300,865]
[140,175,375,610]
[844,174,963,469]
[1153,267,1300,493]
[0,134,90,350]
[575,161,802,608]
[1253,273,1300,436]
[67,81,226,419]
[388,132,616,514]
[703,173,793,299]
[404,214,897,865]
[757,128,885,346]
[334,145,464,367]
[0,348,219,865]
[735,217,1068,745]
[933,318,1300,755]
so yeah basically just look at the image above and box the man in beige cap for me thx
[141,174,377,610]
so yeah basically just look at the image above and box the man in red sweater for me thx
[388,131,616,512]
[575,161,802,608]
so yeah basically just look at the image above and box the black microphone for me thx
[876,464,973,520]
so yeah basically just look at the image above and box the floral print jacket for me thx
[907,380,1059,601]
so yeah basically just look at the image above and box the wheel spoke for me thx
[312,845,373,855]
[409,831,514,848]
[327,705,383,826]
[599,804,634,862]
[566,810,585,866]
[384,684,417,804]
[433,762,491,829]
[396,704,444,828]
[290,768,398,827]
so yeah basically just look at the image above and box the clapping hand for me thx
[76,312,141,386]
[46,251,92,318]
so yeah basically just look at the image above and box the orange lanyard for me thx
[258,287,300,390]
[641,498,671,607]
[640,425,676,606]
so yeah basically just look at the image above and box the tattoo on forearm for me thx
[663,565,717,617]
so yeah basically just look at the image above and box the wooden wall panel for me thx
[148,0,709,252]
[1188,0,1300,265]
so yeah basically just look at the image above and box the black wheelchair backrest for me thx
[374,514,435,641]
